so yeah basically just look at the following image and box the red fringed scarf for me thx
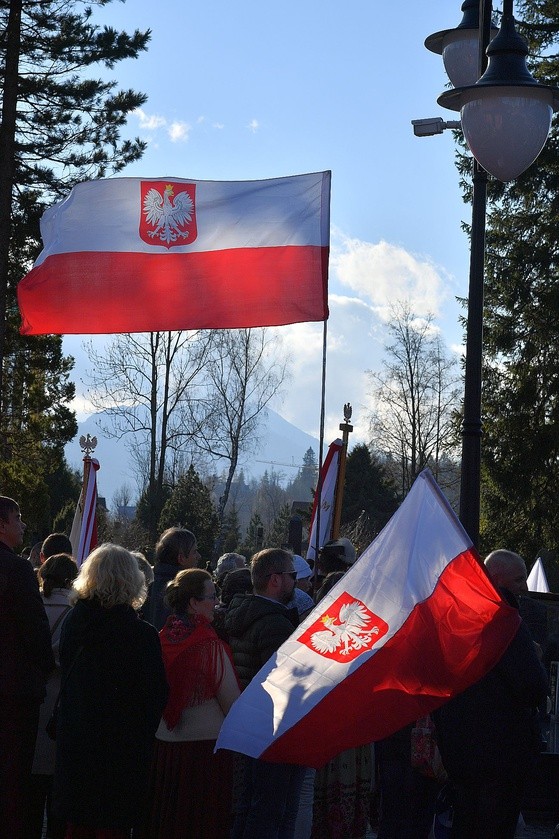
[160,613,229,730]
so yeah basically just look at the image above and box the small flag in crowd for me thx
[216,469,520,768]
[70,458,100,567]
[306,438,343,564]
[17,172,331,335]
[527,557,550,593]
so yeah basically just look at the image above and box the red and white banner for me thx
[70,458,100,567]
[17,172,331,335]
[216,469,520,768]
[306,438,343,564]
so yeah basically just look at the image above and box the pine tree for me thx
[242,511,265,557]
[222,503,242,553]
[0,0,149,527]
[266,503,292,549]
[341,444,399,545]
[468,2,559,558]
[286,447,318,502]
[158,466,219,565]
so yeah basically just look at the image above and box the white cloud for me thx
[248,119,260,133]
[168,121,191,142]
[133,108,167,130]
[330,233,449,321]
[213,122,225,130]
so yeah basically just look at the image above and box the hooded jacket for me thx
[224,593,299,689]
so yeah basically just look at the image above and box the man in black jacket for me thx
[226,548,304,839]
[0,496,55,838]
[434,553,548,839]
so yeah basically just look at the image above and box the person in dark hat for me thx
[315,537,356,591]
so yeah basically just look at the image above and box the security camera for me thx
[412,117,461,137]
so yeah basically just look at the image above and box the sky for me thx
[61,0,478,478]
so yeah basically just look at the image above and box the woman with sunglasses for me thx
[145,568,240,839]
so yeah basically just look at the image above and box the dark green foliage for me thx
[0,0,149,527]
[221,503,242,553]
[242,511,265,557]
[286,447,318,502]
[158,466,219,567]
[471,3,559,560]
[266,503,293,549]
[341,444,399,546]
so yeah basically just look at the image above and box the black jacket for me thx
[434,615,548,782]
[0,541,54,699]
[225,593,299,688]
[144,561,179,630]
[53,598,168,830]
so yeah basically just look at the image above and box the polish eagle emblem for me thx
[140,182,197,247]
[298,593,389,662]
[310,601,380,656]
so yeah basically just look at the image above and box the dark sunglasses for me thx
[267,570,297,580]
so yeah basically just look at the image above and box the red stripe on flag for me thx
[258,549,520,768]
[18,246,329,335]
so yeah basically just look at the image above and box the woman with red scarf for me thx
[145,569,240,839]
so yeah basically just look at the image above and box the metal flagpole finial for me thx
[79,434,97,457]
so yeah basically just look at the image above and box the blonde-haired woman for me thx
[145,568,240,839]
[53,544,168,839]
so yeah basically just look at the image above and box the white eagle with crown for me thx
[143,184,194,245]
[310,601,381,656]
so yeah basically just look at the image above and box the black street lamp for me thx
[425,0,559,547]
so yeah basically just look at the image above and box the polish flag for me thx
[216,470,520,768]
[17,172,330,335]
[70,458,100,567]
[306,438,343,564]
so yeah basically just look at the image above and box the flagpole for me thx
[331,403,353,539]
[310,318,328,582]
[70,433,99,565]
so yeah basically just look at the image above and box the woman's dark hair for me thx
[220,568,252,606]
[164,568,212,613]
[39,553,78,598]
[154,528,197,567]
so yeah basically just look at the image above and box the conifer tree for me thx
[158,466,219,564]
[341,444,399,543]
[468,2,559,557]
[0,0,149,528]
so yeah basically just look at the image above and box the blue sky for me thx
[63,0,478,474]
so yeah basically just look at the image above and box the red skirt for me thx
[144,739,233,839]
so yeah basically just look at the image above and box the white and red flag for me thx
[527,557,550,593]
[216,469,520,768]
[306,438,343,564]
[70,458,100,567]
[17,172,330,335]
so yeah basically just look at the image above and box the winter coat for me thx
[224,594,299,688]
[144,561,180,630]
[0,541,54,700]
[434,616,549,783]
[53,597,168,830]
[32,588,73,775]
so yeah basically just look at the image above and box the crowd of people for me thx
[0,492,554,839]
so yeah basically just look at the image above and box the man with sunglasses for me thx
[225,548,304,839]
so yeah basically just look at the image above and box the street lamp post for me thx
[426,0,559,547]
